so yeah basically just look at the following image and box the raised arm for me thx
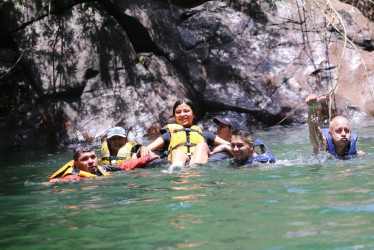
[305,94,327,153]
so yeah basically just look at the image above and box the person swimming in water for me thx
[218,128,276,166]
[305,93,364,158]
[208,116,240,162]
[138,98,230,167]
[50,146,159,182]
[100,127,140,166]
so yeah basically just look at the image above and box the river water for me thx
[1,118,374,249]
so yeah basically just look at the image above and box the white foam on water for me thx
[161,164,186,174]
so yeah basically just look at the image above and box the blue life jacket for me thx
[321,129,357,158]
[238,140,276,165]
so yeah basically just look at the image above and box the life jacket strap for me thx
[169,142,197,159]
[170,142,197,151]
[173,128,203,137]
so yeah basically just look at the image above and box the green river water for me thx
[1,119,374,249]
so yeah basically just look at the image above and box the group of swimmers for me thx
[49,94,363,183]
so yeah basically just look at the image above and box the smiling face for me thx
[174,103,195,127]
[329,117,351,148]
[230,135,254,161]
[74,151,99,174]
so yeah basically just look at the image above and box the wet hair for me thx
[73,146,94,161]
[172,98,197,117]
[231,128,254,145]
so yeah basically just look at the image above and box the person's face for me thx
[108,136,127,153]
[217,123,231,141]
[231,135,254,161]
[74,151,99,174]
[329,118,351,147]
[174,103,195,127]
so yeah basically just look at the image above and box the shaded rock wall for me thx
[0,0,373,149]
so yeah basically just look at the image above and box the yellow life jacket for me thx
[50,160,108,180]
[166,124,204,160]
[100,140,137,165]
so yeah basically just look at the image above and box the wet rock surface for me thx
[0,0,373,149]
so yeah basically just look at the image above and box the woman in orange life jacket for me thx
[138,98,230,167]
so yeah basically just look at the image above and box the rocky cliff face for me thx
[0,0,373,149]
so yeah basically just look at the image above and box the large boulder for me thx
[0,0,373,149]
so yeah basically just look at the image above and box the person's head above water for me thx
[329,116,351,148]
[230,128,255,161]
[73,146,99,174]
[172,98,197,127]
[106,127,128,155]
[213,117,241,141]
[304,93,363,157]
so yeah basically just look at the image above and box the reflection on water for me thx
[1,118,374,249]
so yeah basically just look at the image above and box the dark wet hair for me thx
[231,128,254,144]
[73,146,95,161]
[172,98,197,117]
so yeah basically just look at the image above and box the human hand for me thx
[211,144,228,155]
[149,152,160,161]
[210,147,220,155]
[305,94,326,106]
[139,146,150,157]
[357,150,365,156]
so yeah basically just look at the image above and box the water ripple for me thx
[320,204,374,213]
[287,188,310,194]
